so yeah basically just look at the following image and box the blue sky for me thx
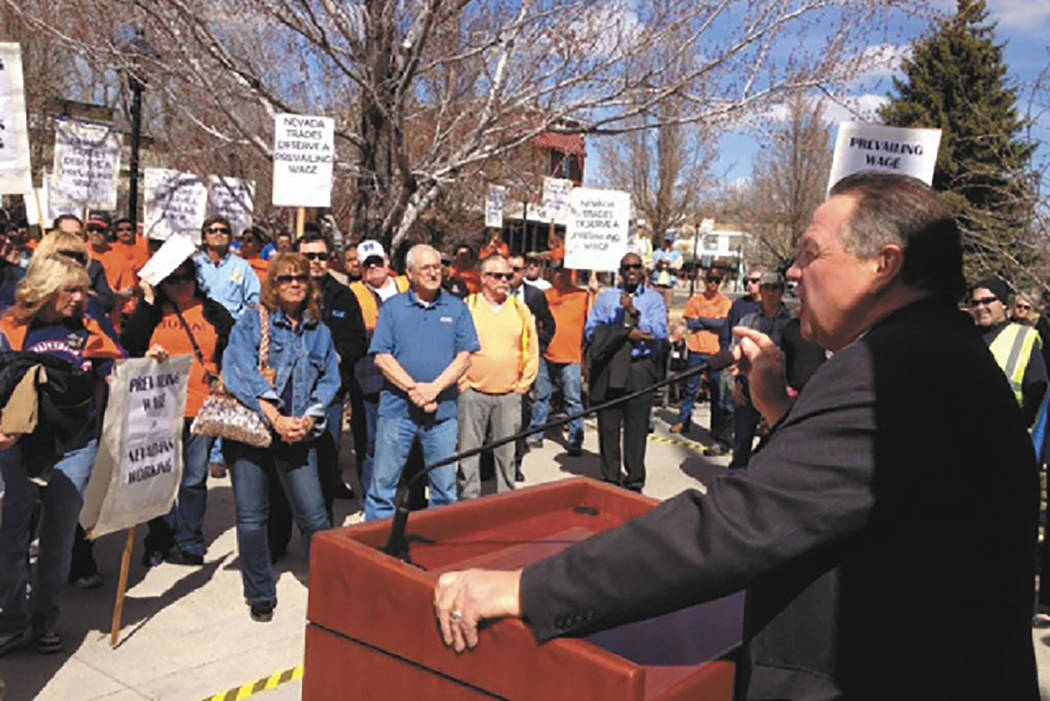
[586,0,1050,190]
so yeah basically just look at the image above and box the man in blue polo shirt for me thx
[364,243,480,521]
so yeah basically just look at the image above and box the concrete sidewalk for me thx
[1,409,1048,700]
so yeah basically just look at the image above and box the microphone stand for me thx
[382,350,733,560]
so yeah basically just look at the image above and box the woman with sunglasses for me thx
[0,255,125,656]
[120,255,235,567]
[221,253,340,621]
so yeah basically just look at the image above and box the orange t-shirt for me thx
[451,268,481,294]
[548,243,565,261]
[148,302,219,418]
[245,255,269,282]
[545,287,591,365]
[683,292,731,355]
[114,241,150,276]
[479,241,510,260]
[90,246,135,293]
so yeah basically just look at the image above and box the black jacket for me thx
[319,274,368,391]
[517,283,556,353]
[521,298,1038,700]
[121,295,235,367]
[88,259,115,313]
[0,351,98,482]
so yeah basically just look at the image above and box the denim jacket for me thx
[222,306,340,435]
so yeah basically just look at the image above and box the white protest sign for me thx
[565,187,631,272]
[827,122,942,192]
[0,43,32,194]
[485,184,506,228]
[51,119,122,209]
[138,234,198,286]
[207,175,255,235]
[144,168,209,243]
[81,356,191,539]
[542,177,573,225]
[272,113,334,207]
[44,174,81,225]
[23,187,45,227]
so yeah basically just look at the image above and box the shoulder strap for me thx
[171,304,213,382]
[258,305,272,377]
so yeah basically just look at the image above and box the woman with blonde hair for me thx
[0,255,124,656]
[222,252,339,621]
[32,230,115,315]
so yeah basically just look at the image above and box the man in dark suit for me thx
[432,173,1039,700]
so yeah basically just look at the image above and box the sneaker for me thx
[172,550,204,566]
[141,550,166,568]
[250,600,276,622]
[35,625,62,654]
[70,573,103,590]
[209,462,227,479]
[703,444,729,457]
[0,627,30,657]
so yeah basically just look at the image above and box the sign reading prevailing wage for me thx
[827,122,942,193]
[52,119,123,210]
[81,357,191,539]
[143,168,209,243]
[0,43,32,194]
[565,187,631,272]
[272,113,334,207]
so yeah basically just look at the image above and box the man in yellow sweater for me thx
[458,255,540,499]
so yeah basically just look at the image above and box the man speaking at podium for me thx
[433,173,1039,700]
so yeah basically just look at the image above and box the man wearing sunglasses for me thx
[584,252,667,492]
[969,277,1046,428]
[194,215,261,321]
[433,173,1040,700]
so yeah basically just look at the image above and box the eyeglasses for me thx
[969,297,998,307]
[706,277,723,284]
[302,252,327,261]
[275,274,309,285]
[363,259,385,269]
[116,226,133,232]
[621,263,643,271]
[484,272,513,281]
[162,273,196,284]
[58,250,88,265]
[1016,303,1032,310]
[747,277,762,284]
[206,227,231,235]
[86,228,106,235]
[511,266,525,272]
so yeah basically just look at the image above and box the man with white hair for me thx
[364,244,480,521]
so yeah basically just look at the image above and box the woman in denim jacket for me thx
[222,253,340,622]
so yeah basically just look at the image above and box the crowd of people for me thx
[2,184,1050,692]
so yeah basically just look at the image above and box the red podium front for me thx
[304,478,743,700]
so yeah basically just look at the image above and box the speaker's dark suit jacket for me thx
[520,298,1039,700]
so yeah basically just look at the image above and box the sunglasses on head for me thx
[302,252,327,261]
[58,250,88,265]
[206,226,230,235]
[969,296,998,307]
[276,274,309,285]
[484,271,513,281]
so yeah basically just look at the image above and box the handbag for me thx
[188,305,275,448]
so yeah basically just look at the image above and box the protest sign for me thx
[827,122,941,192]
[44,174,81,225]
[0,43,31,194]
[542,177,573,225]
[485,184,506,228]
[565,187,631,272]
[23,187,45,227]
[272,113,334,207]
[138,234,197,286]
[51,119,122,210]
[81,356,191,539]
[207,175,255,235]
[143,168,209,243]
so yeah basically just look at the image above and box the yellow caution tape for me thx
[201,665,303,701]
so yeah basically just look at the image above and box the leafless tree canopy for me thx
[6,0,924,247]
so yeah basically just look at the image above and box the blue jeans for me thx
[529,359,584,449]
[365,413,457,521]
[0,440,98,634]
[146,423,214,557]
[361,398,379,496]
[226,441,331,605]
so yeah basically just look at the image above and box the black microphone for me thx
[382,349,735,560]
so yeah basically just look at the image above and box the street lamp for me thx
[118,28,158,232]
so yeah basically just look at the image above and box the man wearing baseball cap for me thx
[346,240,410,490]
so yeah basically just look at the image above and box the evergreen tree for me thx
[880,0,1037,287]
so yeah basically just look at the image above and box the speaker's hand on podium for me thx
[434,568,523,652]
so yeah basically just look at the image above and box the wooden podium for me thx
[304,478,743,700]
